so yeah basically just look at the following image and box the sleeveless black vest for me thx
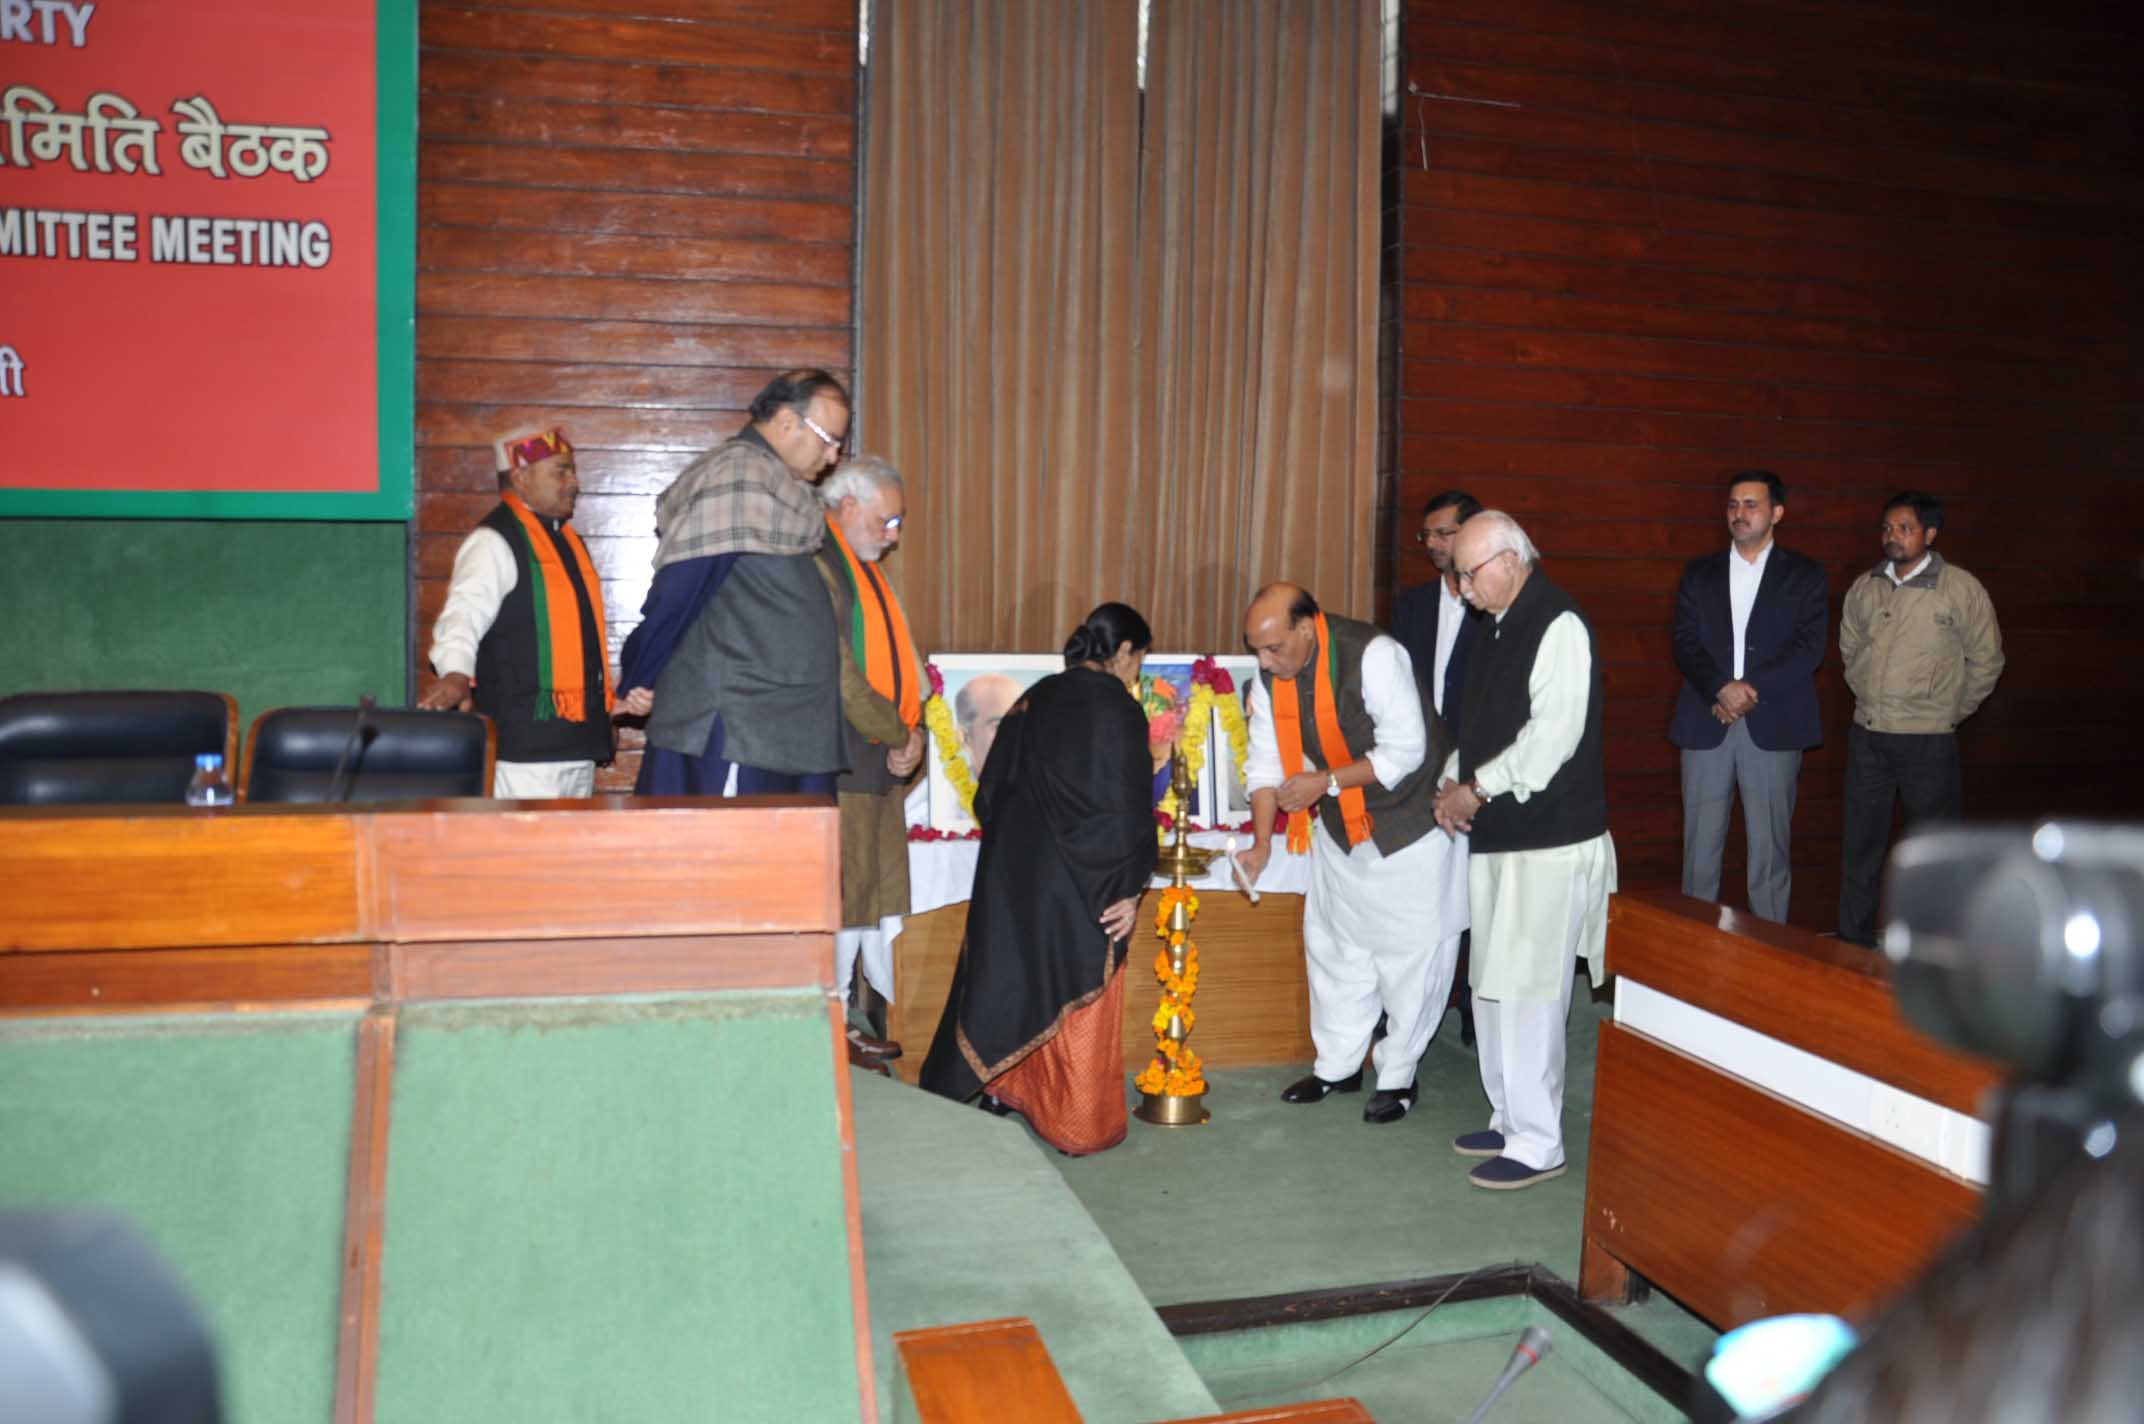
[474,502,614,764]
[1455,570,1606,853]
[1258,614,1443,856]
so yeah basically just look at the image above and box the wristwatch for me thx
[1325,772,1341,798]
[1467,779,1488,802]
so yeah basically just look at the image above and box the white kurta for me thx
[1441,610,1616,1001]
[1442,606,1617,1169]
[429,524,596,794]
[1249,635,1470,1090]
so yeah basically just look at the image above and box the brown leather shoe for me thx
[846,1025,903,1061]
[845,1041,893,1075]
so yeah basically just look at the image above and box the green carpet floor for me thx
[853,985,1720,1421]
[1179,1295,1680,1423]
[850,1071,1220,1421]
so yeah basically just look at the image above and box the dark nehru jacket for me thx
[1258,614,1446,857]
[473,502,614,764]
[1455,571,1606,855]
[642,551,842,776]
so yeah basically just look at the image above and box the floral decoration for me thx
[1134,885,1208,1098]
[906,825,981,843]
[920,661,979,821]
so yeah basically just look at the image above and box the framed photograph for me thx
[925,654,1063,833]
[923,651,1222,831]
[1206,655,1259,826]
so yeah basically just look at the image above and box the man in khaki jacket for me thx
[1837,490,2004,945]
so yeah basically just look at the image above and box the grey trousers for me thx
[1680,718,1801,923]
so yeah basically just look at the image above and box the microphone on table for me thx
[1463,1325,1553,1424]
[326,694,378,802]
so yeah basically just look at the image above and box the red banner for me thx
[2,0,410,517]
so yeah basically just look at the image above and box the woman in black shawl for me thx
[919,603,1160,1154]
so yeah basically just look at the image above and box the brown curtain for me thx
[1135,0,1381,644]
[860,0,1379,655]
[860,0,1142,655]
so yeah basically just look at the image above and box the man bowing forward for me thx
[1237,584,1469,1125]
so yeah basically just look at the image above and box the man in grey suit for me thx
[1668,470,1828,923]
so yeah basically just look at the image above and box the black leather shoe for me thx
[1363,1086,1417,1124]
[976,1094,1017,1117]
[1280,1070,1364,1104]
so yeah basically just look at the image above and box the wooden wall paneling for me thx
[387,933,836,1001]
[364,797,839,944]
[419,8,855,73]
[0,802,836,969]
[0,945,376,1015]
[414,0,859,790]
[419,51,853,115]
[0,810,362,954]
[1394,1,2144,931]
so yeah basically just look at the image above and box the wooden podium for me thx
[0,797,874,1423]
[1580,891,2004,1331]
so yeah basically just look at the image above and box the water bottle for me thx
[185,752,234,807]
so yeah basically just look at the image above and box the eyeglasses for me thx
[1456,549,1512,585]
[799,412,847,456]
[879,514,904,534]
[1413,524,1462,546]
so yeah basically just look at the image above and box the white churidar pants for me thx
[835,921,901,1005]
[1303,821,1469,1091]
[1473,862,1590,1170]
[490,759,595,799]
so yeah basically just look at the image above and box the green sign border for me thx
[1,0,417,521]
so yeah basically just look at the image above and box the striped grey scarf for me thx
[651,426,824,569]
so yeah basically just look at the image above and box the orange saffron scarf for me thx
[826,517,923,730]
[1271,612,1373,853]
[500,493,611,721]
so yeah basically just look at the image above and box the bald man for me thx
[1237,584,1469,1124]
[956,673,1022,774]
[1432,511,1616,1191]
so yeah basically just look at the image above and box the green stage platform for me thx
[853,991,1718,1422]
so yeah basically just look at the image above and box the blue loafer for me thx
[1452,1129,1505,1158]
[1468,1156,1566,1191]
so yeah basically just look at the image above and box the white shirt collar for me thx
[1730,537,1774,568]
[1886,553,1932,586]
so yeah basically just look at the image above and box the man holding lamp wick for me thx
[1235,583,1469,1124]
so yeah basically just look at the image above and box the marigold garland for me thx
[920,663,980,821]
[1169,659,1251,832]
[1134,886,1208,1097]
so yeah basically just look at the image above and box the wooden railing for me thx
[1580,891,2004,1329]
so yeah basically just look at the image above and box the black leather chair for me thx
[0,690,238,806]
[240,706,494,803]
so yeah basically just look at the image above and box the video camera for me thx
[1883,821,2144,1215]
